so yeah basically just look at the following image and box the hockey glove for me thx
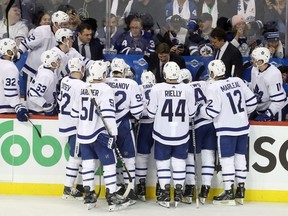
[15,104,29,122]
[97,133,116,149]
[42,102,58,116]
[254,109,273,122]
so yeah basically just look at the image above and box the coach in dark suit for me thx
[210,27,243,78]
[145,43,186,83]
[73,22,104,60]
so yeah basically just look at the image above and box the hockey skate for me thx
[156,184,171,208]
[235,183,245,205]
[106,188,130,211]
[136,178,146,201]
[155,181,161,197]
[62,186,83,200]
[116,184,137,206]
[83,186,97,210]
[213,186,236,206]
[199,185,210,204]
[76,184,85,193]
[181,185,194,204]
[174,184,183,207]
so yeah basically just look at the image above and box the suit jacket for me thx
[214,43,243,78]
[146,53,186,83]
[72,37,104,60]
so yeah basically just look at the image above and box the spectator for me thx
[278,65,288,121]
[145,42,186,83]
[264,31,285,59]
[114,17,155,55]
[0,2,28,45]
[236,0,264,23]
[197,0,219,28]
[210,27,243,78]
[29,6,51,35]
[111,0,134,27]
[73,22,103,60]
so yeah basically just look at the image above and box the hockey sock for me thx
[201,149,215,186]
[64,156,82,187]
[220,156,235,190]
[171,157,186,187]
[135,153,149,184]
[123,157,136,190]
[156,159,171,189]
[185,153,195,185]
[103,164,117,193]
[235,153,247,184]
[81,159,97,191]
[75,163,83,185]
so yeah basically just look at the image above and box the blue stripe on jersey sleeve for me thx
[215,124,249,132]
[130,104,143,109]
[271,98,287,102]
[147,109,155,115]
[153,130,189,141]
[101,109,116,113]
[0,105,13,109]
[131,110,142,116]
[103,116,115,119]
[270,92,285,98]
[59,126,77,133]
[77,126,105,140]
[246,95,256,103]
[5,94,18,97]
[24,64,37,75]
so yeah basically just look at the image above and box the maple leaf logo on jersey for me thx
[254,84,263,103]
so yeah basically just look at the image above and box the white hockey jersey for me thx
[26,65,58,112]
[105,77,144,123]
[200,77,257,136]
[189,80,213,129]
[58,76,84,137]
[139,83,155,124]
[70,82,117,144]
[147,82,197,146]
[19,25,57,77]
[250,64,287,115]
[0,20,28,41]
[0,59,21,113]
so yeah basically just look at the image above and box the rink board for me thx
[0,116,288,202]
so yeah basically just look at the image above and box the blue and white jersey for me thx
[250,64,287,115]
[200,77,257,136]
[19,25,57,78]
[165,0,197,22]
[147,82,197,146]
[58,76,84,137]
[106,77,144,124]
[190,80,212,129]
[71,82,117,144]
[0,59,21,113]
[26,65,58,112]
[139,82,155,124]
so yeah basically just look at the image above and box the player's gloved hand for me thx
[254,109,273,121]
[15,104,29,122]
[97,133,116,149]
[42,102,58,116]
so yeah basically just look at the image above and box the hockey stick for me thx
[191,118,199,208]
[194,65,205,81]
[25,114,42,138]
[86,85,132,198]
[5,0,16,38]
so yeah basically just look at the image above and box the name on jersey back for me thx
[165,90,182,97]
[61,83,71,91]
[220,81,240,92]
[106,82,130,89]
[80,88,99,96]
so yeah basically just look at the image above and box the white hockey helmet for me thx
[87,60,109,82]
[41,50,61,69]
[163,61,180,80]
[251,47,270,66]
[178,68,192,83]
[55,28,73,43]
[51,11,69,26]
[111,58,127,74]
[208,60,226,79]
[68,57,84,75]
[141,70,156,84]
[0,38,17,57]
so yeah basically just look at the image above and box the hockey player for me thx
[249,47,287,121]
[59,58,85,200]
[178,68,217,205]
[198,60,257,205]
[18,11,69,93]
[147,62,198,208]
[135,70,156,201]
[26,49,60,115]
[70,60,129,211]
[0,38,28,121]
[105,58,144,205]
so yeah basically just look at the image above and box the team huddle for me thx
[0,10,287,212]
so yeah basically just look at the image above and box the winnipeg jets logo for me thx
[254,84,263,103]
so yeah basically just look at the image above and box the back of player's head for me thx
[68,57,84,75]
[125,64,136,79]
[251,47,270,67]
[141,70,156,84]
[178,68,192,83]
[41,50,61,69]
[0,38,17,57]
[51,11,69,27]
[163,61,180,80]
[55,28,73,43]
[208,60,226,80]
[111,58,127,75]
[87,60,109,82]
